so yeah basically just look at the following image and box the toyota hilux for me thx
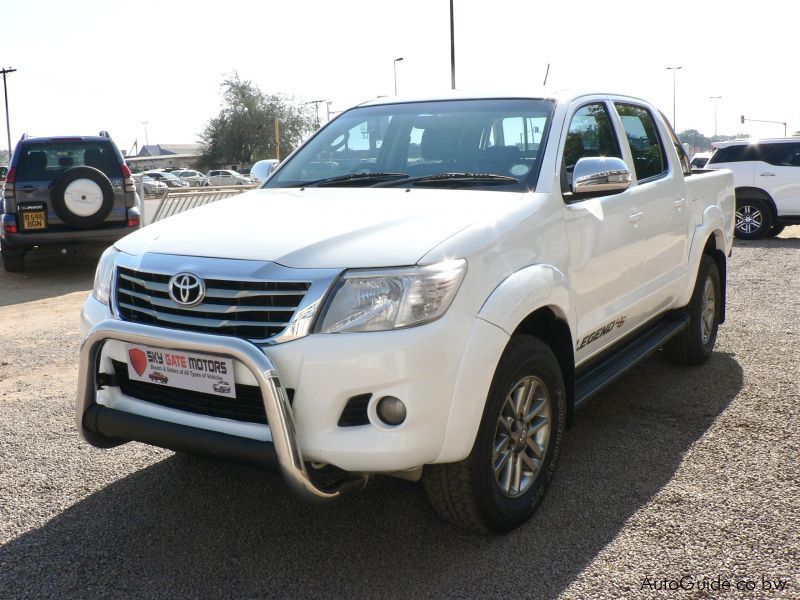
[77,91,734,532]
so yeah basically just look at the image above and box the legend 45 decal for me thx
[576,315,627,351]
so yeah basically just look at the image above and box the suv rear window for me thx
[15,141,122,182]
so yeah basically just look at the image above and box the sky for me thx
[1,0,798,157]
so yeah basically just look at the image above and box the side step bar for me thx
[574,312,689,409]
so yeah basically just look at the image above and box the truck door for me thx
[612,102,689,309]
[561,100,646,363]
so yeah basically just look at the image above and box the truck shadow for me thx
[0,244,105,307]
[0,351,743,598]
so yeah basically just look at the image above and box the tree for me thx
[198,73,316,169]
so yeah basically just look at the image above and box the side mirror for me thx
[572,157,631,195]
[250,159,279,183]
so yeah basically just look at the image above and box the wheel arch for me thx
[735,187,778,221]
[511,307,577,429]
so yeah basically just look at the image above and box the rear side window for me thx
[614,103,668,181]
[15,141,121,182]
[760,142,800,167]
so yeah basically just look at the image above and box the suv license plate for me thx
[21,210,46,231]
[125,343,237,398]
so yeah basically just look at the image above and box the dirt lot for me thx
[0,234,798,599]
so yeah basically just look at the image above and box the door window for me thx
[615,103,668,181]
[761,143,800,167]
[562,102,622,191]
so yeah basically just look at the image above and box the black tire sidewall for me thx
[472,338,566,532]
[691,256,721,356]
[767,224,785,238]
[735,198,772,239]
[51,166,115,229]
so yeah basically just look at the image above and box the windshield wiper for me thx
[374,172,519,187]
[296,172,409,187]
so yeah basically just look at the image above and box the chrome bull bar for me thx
[77,320,367,502]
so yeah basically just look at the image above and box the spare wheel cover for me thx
[64,178,105,217]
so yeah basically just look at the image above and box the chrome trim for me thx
[113,253,341,345]
[572,157,632,194]
[77,320,368,501]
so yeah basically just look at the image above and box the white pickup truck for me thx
[78,91,734,532]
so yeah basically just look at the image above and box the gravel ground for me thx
[0,232,798,599]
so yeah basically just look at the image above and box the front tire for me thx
[422,336,566,533]
[663,255,721,365]
[734,198,772,239]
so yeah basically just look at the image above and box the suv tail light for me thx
[121,163,136,192]
[3,167,15,199]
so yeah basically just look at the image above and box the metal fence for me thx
[149,185,257,223]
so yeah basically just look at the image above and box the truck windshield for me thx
[265,98,555,192]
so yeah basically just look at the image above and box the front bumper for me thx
[78,319,367,502]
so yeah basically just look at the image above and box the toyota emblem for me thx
[168,272,205,306]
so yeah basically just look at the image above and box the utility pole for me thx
[304,100,326,129]
[141,121,150,149]
[450,0,456,89]
[666,66,682,131]
[1,67,17,158]
[709,96,722,137]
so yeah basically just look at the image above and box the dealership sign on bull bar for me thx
[126,344,236,398]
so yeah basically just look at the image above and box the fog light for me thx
[376,396,406,425]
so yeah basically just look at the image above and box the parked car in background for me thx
[0,132,140,271]
[250,159,280,183]
[144,170,189,188]
[0,165,8,184]
[204,169,250,186]
[133,173,168,196]
[170,169,206,187]
[705,138,800,238]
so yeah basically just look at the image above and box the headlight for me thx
[317,259,467,333]
[92,246,120,305]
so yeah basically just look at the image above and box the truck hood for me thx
[119,187,522,268]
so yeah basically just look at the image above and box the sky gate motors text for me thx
[146,350,228,374]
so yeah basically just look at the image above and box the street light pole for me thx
[450,0,456,89]
[393,57,404,95]
[1,67,17,158]
[666,66,682,131]
[709,96,722,137]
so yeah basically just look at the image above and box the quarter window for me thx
[615,103,668,181]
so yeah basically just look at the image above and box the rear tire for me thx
[663,255,721,365]
[1,243,25,272]
[734,198,772,239]
[422,335,566,533]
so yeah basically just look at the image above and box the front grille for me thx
[115,266,310,341]
[112,360,268,424]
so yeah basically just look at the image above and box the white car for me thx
[204,169,250,186]
[705,138,800,238]
[78,91,733,532]
[171,169,207,187]
[133,174,168,195]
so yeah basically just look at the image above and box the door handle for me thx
[760,172,776,177]
[673,198,687,207]
[628,211,644,223]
